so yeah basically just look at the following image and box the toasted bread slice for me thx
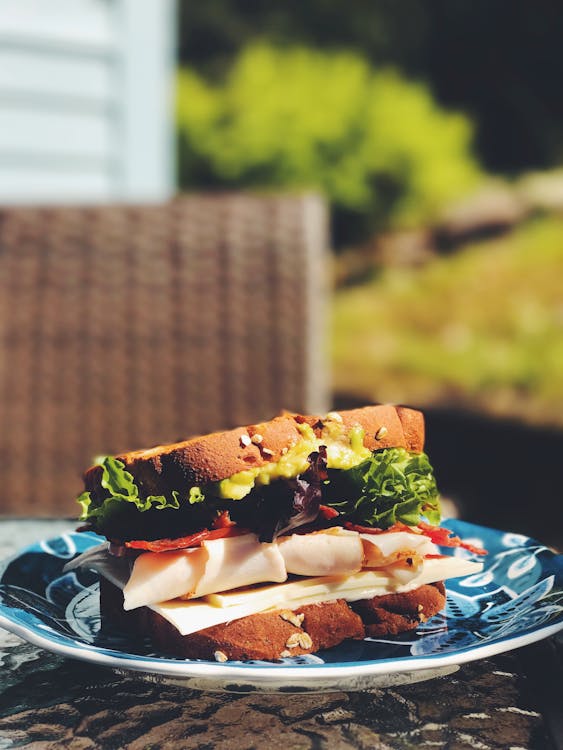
[99,577,445,661]
[85,404,425,498]
[351,581,446,637]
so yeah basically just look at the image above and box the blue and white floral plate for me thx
[0,520,562,693]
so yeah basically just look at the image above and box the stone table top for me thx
[1,519,561,750]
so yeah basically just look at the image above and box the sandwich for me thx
[67,404,485,661]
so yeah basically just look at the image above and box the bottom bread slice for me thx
[99,577,446,661]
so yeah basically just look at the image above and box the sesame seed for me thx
[280,650,291,658]
[326,411,343,422]
[261,447,274,457]
[239,434,251,448]
[298,632,313,649]
[281,447,288,455]
[375,426,388,440]
[251,433,263,444]
[214,650,228,662]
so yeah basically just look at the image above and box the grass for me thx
[332,216,563,426]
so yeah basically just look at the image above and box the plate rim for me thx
[1,610,562,685]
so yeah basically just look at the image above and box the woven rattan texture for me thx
[0,195,328,515]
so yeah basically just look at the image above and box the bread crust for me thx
[351,581,446,637]
[99,577,445,661]
[84,404,425,497]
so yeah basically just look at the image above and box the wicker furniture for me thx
[0,194,329,515]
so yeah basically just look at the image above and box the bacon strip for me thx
[212,510,236,529]
[415,522,487,555]
[124,516,487,556]
[125,526,247,552]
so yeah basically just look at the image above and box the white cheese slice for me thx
[98,555,482,636]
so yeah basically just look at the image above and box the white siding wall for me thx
[0,0,174,203]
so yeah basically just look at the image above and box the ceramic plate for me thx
[0,520,562,693]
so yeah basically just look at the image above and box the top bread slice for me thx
[84,404,424,499]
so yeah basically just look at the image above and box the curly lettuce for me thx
[77,457,182,526]
[77,448,440,537]
[324,448,441,528]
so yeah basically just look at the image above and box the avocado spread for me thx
[217,420,371,500]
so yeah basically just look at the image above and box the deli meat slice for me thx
[123,534,287,610]
[277,528,363,576]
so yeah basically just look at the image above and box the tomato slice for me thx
[125,525,247,552]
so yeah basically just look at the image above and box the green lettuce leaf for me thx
[78,456,184,525]
[325,448,441,528]
[78,449,439,535]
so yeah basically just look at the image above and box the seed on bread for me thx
[280,610,304,628]
[214,650,228,662]
[285,633,302,649]
[239,434,251,448]
[279,650,291,658]
[286,631,313,650]
[325,411,343,422]
[375,426,388,440]
[261,447,274,457]
[251,433,263,445]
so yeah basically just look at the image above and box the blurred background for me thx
[1,0,562,546]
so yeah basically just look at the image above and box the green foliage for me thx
[177,44,481,238]
[333,217,563,426]
[178,1,563,175]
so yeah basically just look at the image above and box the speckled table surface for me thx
[1,520,562,750]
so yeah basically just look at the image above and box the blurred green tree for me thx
[178,0,563,175]
[177,44,481,245]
